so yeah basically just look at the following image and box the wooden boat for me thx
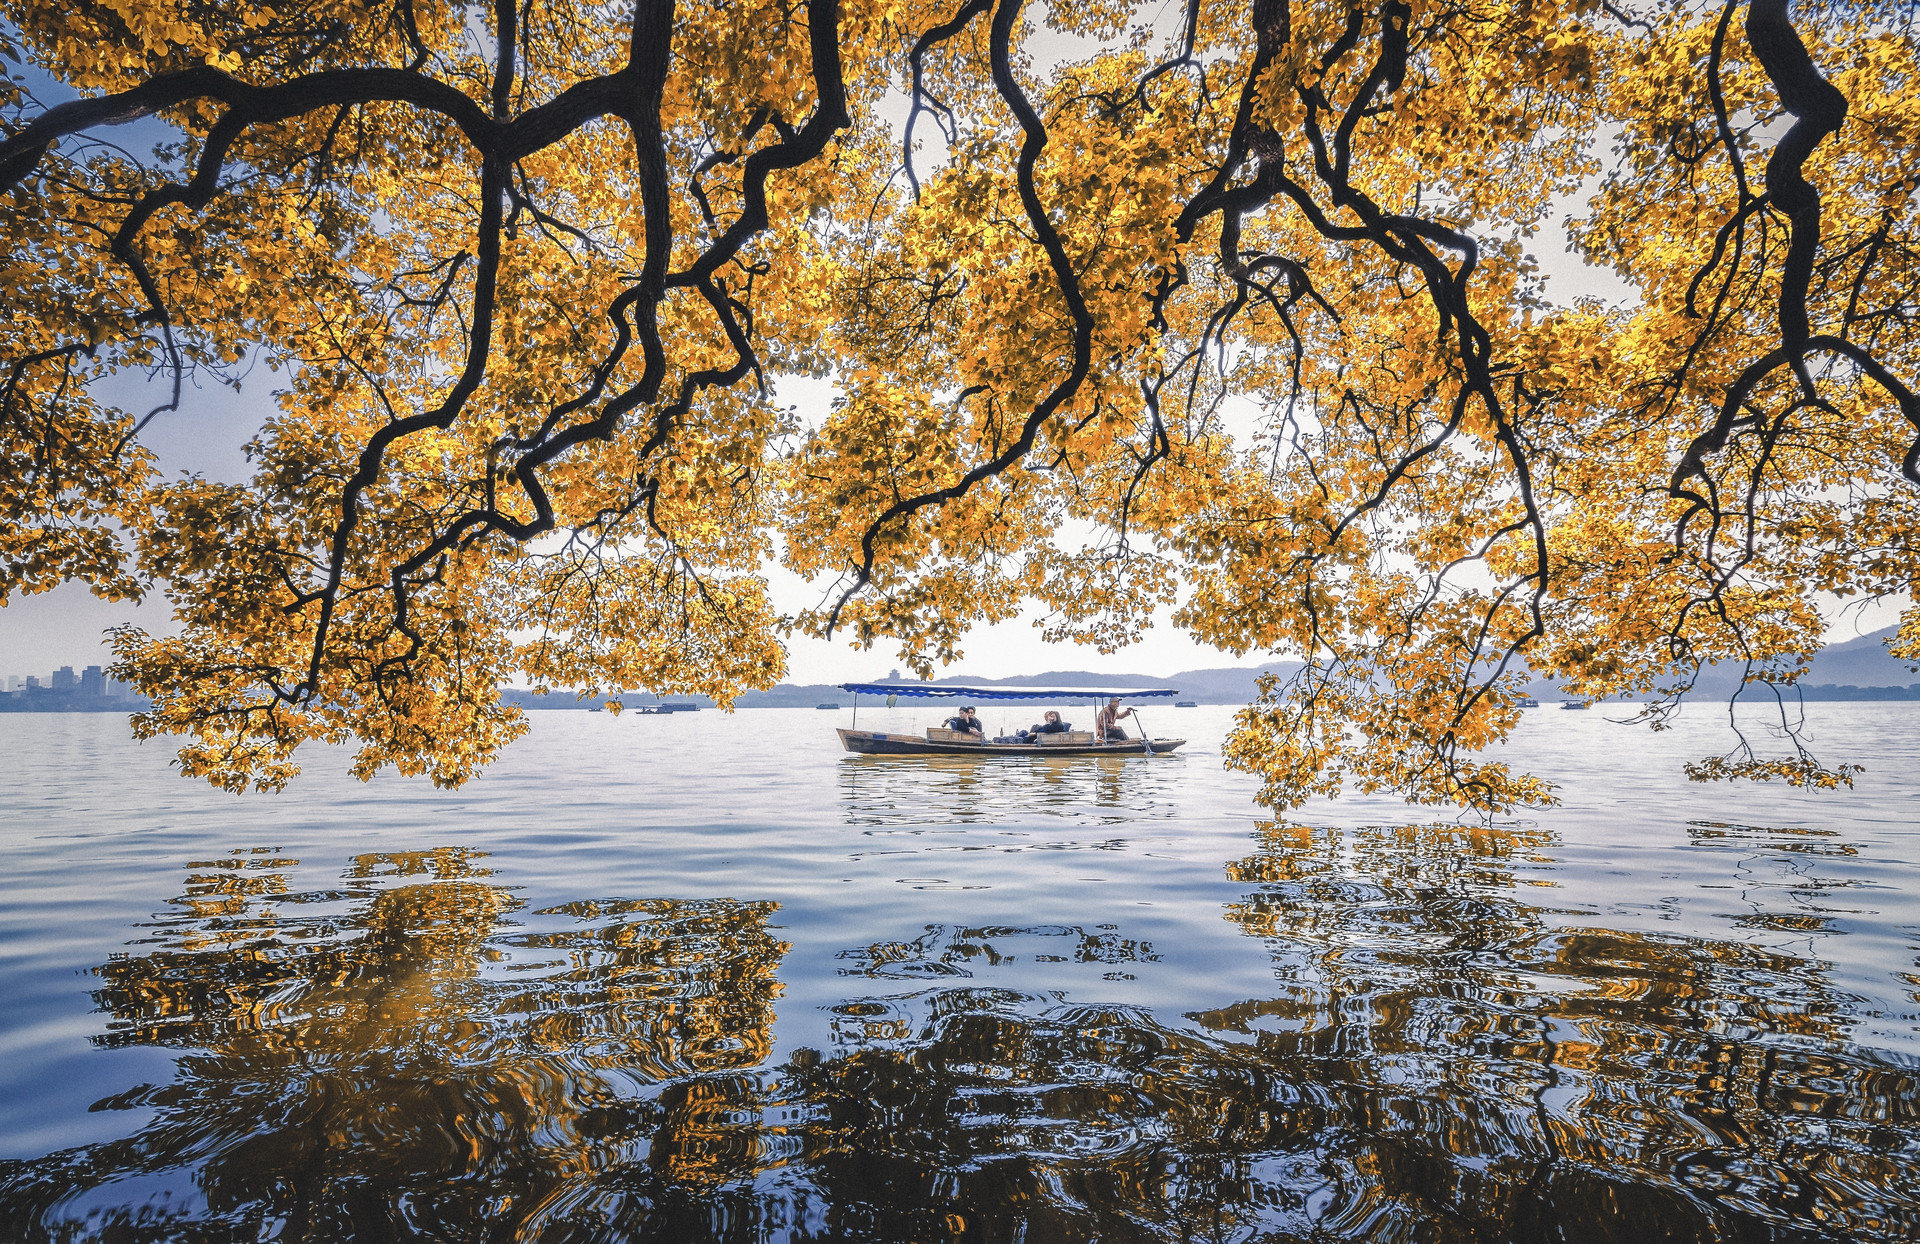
[834,682,1185,758]
[838,728,1185,756]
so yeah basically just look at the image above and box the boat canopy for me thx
[838,683,1177,701]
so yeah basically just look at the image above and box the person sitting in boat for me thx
[945,706,985,737]
[1095,697,1134,742]
[1006,710,1070,744]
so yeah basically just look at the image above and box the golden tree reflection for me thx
[2,847,790,1239]
[4,831,1918,1242]
[1201,817,1919,1241]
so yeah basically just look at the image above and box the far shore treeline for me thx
[506,633,1920,710]
[11,625,1920,715]
[516,626,1920,708]
[8,627,1916,714]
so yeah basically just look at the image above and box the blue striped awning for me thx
[838,683,1176,701]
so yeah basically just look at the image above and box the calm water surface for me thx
[1,703,1918,1242]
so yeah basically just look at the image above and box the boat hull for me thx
[837,728,1184,757]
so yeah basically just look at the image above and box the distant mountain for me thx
[734,683,855,708]
[500,631,1918,710]
[1805,627,1918,687]
[871,664,1306,703]
[1519,625,1919,703]
[500,664,1309,710]
[910,670,1169,688]
[1158,663,1307,702]
[736,665,1307,707]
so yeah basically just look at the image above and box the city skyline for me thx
[0,662,140,706]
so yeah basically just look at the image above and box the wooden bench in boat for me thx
[926,727,1094,746]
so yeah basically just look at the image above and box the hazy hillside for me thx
[1519,625,1919,703]
[504,631,1917,710]
[1805,627,1918,687]
[911,663,1306,703]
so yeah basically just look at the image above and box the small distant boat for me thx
[1519,696,1540,707]
[1175,700,1198,708]
[1561,701,1588,710]
[631,703,701,715]
[816,702,840,710]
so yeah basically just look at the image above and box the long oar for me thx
[1133,707,1159,756]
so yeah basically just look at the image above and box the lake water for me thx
[1,702,1917,1242]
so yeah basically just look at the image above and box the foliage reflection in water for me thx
[3,810,1916,1243]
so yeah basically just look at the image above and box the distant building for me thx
[50,666,75,691]
[26,676,41,690]
[80,666,105,697]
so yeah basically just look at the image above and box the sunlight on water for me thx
[1,705,1917,1241]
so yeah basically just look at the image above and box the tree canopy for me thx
[1,0,1915,804]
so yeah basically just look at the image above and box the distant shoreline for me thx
[508,685,1920,711]
[12,628,1917,715]
[6,684,1918,714]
